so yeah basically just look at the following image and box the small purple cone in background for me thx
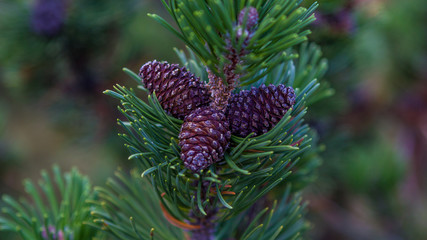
[31,0,66,37]
[314,7,356,35]
[333,9,356,34]
[238,7,259,30]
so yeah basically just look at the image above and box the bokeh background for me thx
[0,0,426,239]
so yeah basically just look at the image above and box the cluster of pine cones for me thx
[139,61,296,173]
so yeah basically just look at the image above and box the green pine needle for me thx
[0,166,97,240]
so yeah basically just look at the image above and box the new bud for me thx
[238,7,259,30]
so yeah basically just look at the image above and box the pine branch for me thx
[150,0,318,84]
[102,1,331,239]
[104,62,319,223]
[216,186,308,239]
[0,166,98,240]
[174,41,332,105]
[90,169,185,240]
[1,1,332,239]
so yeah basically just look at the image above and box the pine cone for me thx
[31,0,66,37]
[179,107,231,172]
[226,84,296,137]
[139,61,210,119]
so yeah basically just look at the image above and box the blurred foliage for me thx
[0,166,98,239]
[90,169,186,240]
[338,135,406,196]
[0,0,180,99]
[0,0,182,194]
[303,0,427,239]
[216,186,309,240]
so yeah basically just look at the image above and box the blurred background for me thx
[0,0,426,239]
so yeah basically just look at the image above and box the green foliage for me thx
[151,0,318,85]
[175,41,332,104]
[216,186,309,240]
[0,0,53,65]
[0,166,97,240]
[0,0,137,65]
[89,169,310,240]
[104,62,318,221]
[64,0,140,56]
[284,129,322,192]
[90,169,185,239]
[0,1,332,239]
[353,0,427,89]
[175,42,331,192]
[101,1,332,235]
[0,102,6,134]
[338,135,406,195]
[294,42,332,104]
[0,0,143,96]
[103,38,329,237]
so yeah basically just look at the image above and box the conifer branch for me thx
[0,166,97,240]
[0,1,332,239]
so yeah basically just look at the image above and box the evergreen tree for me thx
[0,1,331,239]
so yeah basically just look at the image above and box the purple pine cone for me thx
[139,60,211,119]
[179,107,231,172]
[226,84,296,138]
[31,0,66,37]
